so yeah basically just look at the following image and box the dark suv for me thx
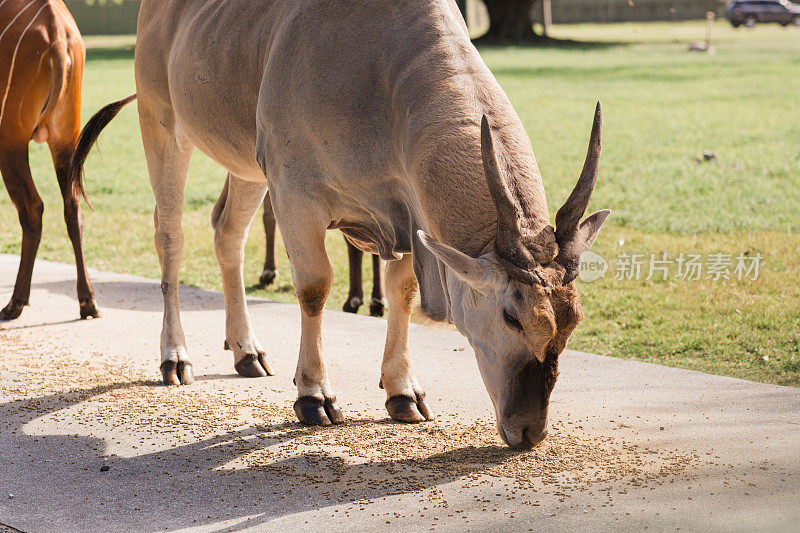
[726,0,800,27]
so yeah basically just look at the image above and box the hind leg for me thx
[47,50,97,320]
[50,143,99,319]
[212,174,273,377]
[139,102,194,385]
[369,254,387,317]
[259,190,279,286]
[342,238,364,313]
[0,146,43,320]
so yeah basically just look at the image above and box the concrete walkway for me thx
[0,254,798,532]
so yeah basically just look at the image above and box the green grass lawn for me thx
[1,22,798,386]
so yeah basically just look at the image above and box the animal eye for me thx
[502,309,523,332]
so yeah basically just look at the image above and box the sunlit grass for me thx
[1,23,798,385]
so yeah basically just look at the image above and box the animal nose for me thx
[500,423,548,449]
[523,426,548,447]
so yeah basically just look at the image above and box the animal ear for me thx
[554,209,610,284]
[579,209,610,249]
[417,230,497,290]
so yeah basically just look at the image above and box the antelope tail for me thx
[68,93,138,204]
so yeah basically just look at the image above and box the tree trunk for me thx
[479,0,542,44]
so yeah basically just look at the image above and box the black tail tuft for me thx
[69,93,138,206]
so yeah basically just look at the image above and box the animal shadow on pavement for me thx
[1,279,281,316]
[0,382,508,531]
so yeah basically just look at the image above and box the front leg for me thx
[293,254,344,426]
[274,194,344,426]
[212,174,274,378]
[380,254,433,422]
[294,280,344,426]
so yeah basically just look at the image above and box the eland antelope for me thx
[70,0,609,448]
[0,0,97,321]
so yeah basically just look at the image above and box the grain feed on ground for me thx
[0,330,699,503]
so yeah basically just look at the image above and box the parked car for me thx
[726,0,800,27]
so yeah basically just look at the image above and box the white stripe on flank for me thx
[0,0,39,46]
[0,0,17,15]
[0,1,50,126]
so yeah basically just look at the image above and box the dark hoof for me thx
[80,300,100,319]
[161,360,194,386]
[386,392,433,423]
[294,396,345,426]
[234,352,275,378]
[259,268,277,287]
[0,301,24,321]
[342,296,362,314]
[369,298,386,317]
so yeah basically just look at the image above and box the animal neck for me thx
[383,1,550,258]
[398,60,551,260]
[382,1,552,322]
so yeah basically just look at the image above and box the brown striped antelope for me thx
[71,0,609,448]
[0,0,97,321]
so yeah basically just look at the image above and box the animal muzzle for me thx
[496,359,552,449]
[498,413,549,449]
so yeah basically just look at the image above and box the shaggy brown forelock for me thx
[543,343,561,392]
[540,285,583,393]
[552,283,583,329]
